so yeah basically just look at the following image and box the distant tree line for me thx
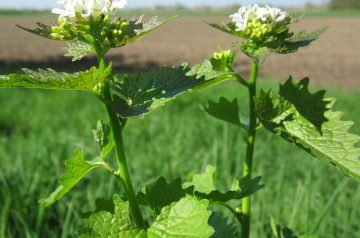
[330,0,360,9]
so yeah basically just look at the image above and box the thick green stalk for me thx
[103,85,145,228]
[241,61,259,238]
[97,51,145,227]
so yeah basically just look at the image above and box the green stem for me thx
[241,61,259,238]
[97,51,145,228]
[103,86,145,228]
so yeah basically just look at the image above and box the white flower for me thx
[52,0,127,20]
[230,4,289,32]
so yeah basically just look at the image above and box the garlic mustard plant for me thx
[205,4,360,238]
[1,2,360,237]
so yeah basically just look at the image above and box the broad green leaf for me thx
[137,177,193,215]
[184,166,264,202]
[279,77,329,132]
[209,213,240,238]
[78,194,146,238]
[147,196,214,238]
[0,65,111,94]
[110,55,236,118]
[40,149,111,207]
[65,41,95,61]
[204,97,241,126]
[255,79,360,181]
[92,121,115,161]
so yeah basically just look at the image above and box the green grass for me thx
[0,78,359,237]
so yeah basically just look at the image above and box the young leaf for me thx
[110,56,236,118]
[204,97,241,126]
[209,213,240,238]
[0,65,112,94]
[147,196,214,238]
[184,165,217,194]
[184,165,264,202]
[64,41,95,62]
[40,149,111,207]
[16,23,53,39]
[271,217,298,238]
[78,194,146,237]
[137,177,193,215]
[125,16,178,46]
[92,121,115,161]
[255,79,360,181]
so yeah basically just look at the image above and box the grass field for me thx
[0,78,359,237]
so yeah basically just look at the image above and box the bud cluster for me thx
[230,4,291,42]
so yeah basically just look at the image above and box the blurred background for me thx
[0,0,359,237]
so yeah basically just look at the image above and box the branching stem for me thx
[241,61,259,238]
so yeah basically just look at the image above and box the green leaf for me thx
[147,196,214,238]
[255,79,360,181]
[279,77,329,132]
[204,97,241,126]
[0,65,112,94]
[78,194,146,238]
[185,165,217,194]
[40,149,111,207]
[16,23,52,39]
[209,213,240,238]
[271,218,298,238]
[270,27,328,54]
[137,177,193,215]
[64,41,95,61]
[184,166,264,202]
[110,55,235,118]
[92,121,115,161]
[125,16,178,45]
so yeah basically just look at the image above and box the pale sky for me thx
[0,0,329,9]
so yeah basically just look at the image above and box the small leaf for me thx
[64,41,95,61]
[270,217,312,238]
[137,177,193,215]
[92,121,114,161]
[78,194,146,237]
[184,166,264,202]
[147,196,214,238]
[39,149,110,207]
[0,65,112,94]
[196,175,264,202]
[185,165,217,194]
[209,213,240,238]
[110,56,235,118]
[279,77,329,131]
[204,97,241,126]
[17,23,52,39]
[127,16,178,45]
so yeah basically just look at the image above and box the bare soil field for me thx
[0,16,359,88]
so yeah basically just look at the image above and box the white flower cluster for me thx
[52,0,127,20]
[230,4,288,32]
